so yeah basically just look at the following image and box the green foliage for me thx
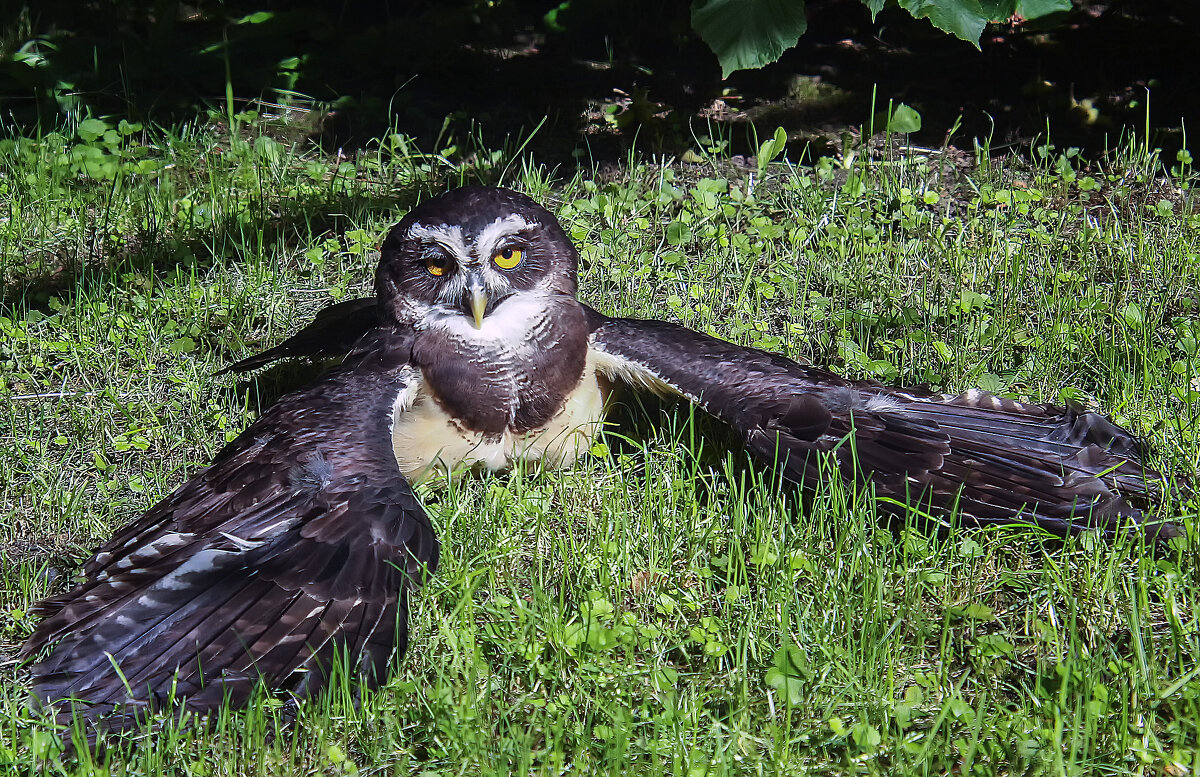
[756,126,789,176]
[886,103,923,133]
[982,0,1073,18]
[691,0,809,78]
[693,0,1076,75]
[895,0,987,44]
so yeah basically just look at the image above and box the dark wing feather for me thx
[218,297,381,374]
[583,306,1181,542]
[23,327,438,734]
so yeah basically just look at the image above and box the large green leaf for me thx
[896,0,988,46]
[1016,0,1071,18]
[694,0,1069,76]
[691,0,808,77]
[977,0,1016,17]
[979,0,1070,19]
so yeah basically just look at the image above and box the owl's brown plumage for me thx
[25,328,437,733]
[583,311,1178,539]
[25,187,600,735]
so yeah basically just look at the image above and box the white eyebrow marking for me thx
[475,214,535,260]
[407,223,470,260]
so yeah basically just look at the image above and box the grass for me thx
[1,114,1199,775]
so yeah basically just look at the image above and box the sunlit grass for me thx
[1,116,1198,774]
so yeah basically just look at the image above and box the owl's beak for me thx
[466,275,487,329]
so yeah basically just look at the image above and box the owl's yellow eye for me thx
[493,247,523,271]
[426,255,449,277]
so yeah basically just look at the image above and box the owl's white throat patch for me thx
[425,291,551,346]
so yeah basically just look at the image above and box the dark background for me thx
[1,0,1195,161]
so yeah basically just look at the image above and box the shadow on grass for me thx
[0,179,421,305]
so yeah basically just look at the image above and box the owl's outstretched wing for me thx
[583,306,1181,542]
[218,297,381,375]
[24,327,438,735]
[216,296,1181,541]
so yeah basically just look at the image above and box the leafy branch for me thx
[691,0,1073,76]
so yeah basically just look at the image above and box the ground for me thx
[1,113,1198,774]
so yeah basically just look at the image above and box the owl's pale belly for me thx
[391,356,607,481]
